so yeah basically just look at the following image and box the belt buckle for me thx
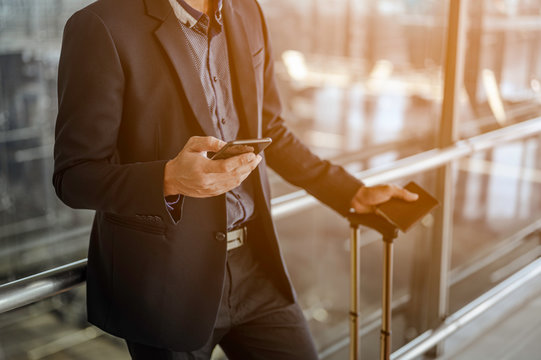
[227,227,245,251]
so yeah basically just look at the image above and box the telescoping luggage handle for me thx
[347,182,439,360]
[347,213,398,360]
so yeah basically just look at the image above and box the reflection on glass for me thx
[0,0,94,281]
[461,0,541,137]
[263,0,449,356]
[451,136,541,311]
[262,0,447,161]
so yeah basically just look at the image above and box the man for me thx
[53,0,418,358]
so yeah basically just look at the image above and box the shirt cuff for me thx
[165,194,182,211]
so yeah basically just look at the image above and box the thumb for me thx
[397,188,419,202]
[185,136,226,153]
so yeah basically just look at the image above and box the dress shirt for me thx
[166,0,255,230]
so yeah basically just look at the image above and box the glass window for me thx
[260,0,450,355]
[0,0,94,283]
[4,0,539,359]
[449,135,541,312]
[460,0,541,138]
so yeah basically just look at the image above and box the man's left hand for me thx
[351,184,419,214]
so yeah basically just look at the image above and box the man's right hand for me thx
[163,136,262,197]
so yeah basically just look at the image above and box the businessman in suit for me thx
[53,0,418,358]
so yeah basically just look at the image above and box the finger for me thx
[208,152,257,173]
[227,162,259,183]
[360,185,393,205]
[236,157,261,177]
[213,157,260,190]
[236,154,262,173]
[186,136,226,153]
[392,187,419,201]
[227,152,258,168]
[245,154,262,170]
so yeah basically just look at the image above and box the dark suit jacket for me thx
[53,0,362,351]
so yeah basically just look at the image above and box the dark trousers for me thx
[126,235,319,360]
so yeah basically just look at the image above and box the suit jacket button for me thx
[215,232,226,242]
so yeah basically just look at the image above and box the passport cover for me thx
[375,181,439,232]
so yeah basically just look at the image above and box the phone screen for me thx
[209,138,272,160]
[375,181,439,232]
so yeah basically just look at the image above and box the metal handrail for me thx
[391,257,541,360]
[0,117,540,357]
[272,117,541,218]
[0,260,86,314]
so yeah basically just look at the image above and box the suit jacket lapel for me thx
[149,0,218,137]
[145,0,259,138]
[223,1,260,138]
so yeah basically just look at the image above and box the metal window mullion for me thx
[426,0,469,357]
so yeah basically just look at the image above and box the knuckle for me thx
[210,137,225,148]
[241,153,253,164]
[231,168,243,178]
[200,176,211,188]
[222,162,233,173]
[201,137,214,147]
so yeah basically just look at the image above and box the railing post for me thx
[425,0,469,357]
[350,223,361,360]
[380,237,395,360]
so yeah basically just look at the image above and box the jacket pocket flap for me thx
[104,213,166,235]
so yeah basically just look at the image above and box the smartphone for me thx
[209,138,272,160]
[375,181,439,232]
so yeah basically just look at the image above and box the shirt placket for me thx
[174,3,252,230]
[207,23,230,140]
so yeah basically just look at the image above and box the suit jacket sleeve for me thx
[53,9,177,223]
[255,4,364,216]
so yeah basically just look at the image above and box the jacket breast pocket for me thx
[104,213,166,236]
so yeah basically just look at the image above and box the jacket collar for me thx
[143,0,171,21]
[153,8,218,137]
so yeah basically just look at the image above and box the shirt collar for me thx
[168,0,224,29]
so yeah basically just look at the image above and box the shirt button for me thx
[215,231,226,242]
[213,76,218,82]
[221,118,226,125]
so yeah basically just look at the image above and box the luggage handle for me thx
[347,213,399,241]
[347,213,399,360]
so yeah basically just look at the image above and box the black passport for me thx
[376,181,440,232]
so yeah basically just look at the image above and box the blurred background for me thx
[0,0,540,359]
